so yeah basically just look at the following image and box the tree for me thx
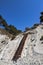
[25,27,30,31]
[0,15,22,35]
[9,25,22,35]
[0,15,8,28]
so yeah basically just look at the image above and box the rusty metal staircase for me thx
[12,33,28,61]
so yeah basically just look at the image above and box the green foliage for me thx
[8,25,22,35]
[0,15,3,21]
[31,26,37,29]
[33,24,39,27]
[0,15,8,27]
[0,15,22,35]
[1,20,8,26]
[25,27,31,31]
[31,24,39,29]
[40,12,43,23]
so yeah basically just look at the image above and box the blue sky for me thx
[0,0,43,31]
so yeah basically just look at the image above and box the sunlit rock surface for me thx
[0,24,43,65]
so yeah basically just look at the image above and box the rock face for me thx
[0,24,43,65]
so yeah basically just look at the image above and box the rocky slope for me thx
[0,23,43,65]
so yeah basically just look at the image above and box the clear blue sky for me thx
[0,0,43,31]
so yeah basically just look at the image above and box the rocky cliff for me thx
[0,23,43,65]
